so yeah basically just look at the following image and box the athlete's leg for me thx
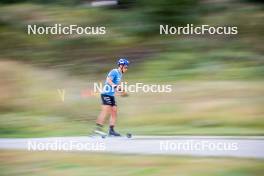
[109,105,120,136]
[110,105,117,126]
[96,105,111,125]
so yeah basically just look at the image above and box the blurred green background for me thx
[0,0,263,137]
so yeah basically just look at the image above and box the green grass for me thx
[130,50,264,82]
[0,61,263,137]
[0,150,263,176]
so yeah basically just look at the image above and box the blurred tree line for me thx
[0,0,81,5]
[138,0,198,25]
[1,0,199,25]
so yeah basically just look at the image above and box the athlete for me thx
[94,58,129,136]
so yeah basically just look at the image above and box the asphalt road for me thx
[0,136,263,159]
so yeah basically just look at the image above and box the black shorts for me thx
[101,94,116,106]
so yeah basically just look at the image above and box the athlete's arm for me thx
[106,76,127,95]
[115,81,129,97]
[106,77,117,88]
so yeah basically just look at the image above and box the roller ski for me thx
[91,125,107,138]
[91,125,132,138]
[108,126,132,138]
